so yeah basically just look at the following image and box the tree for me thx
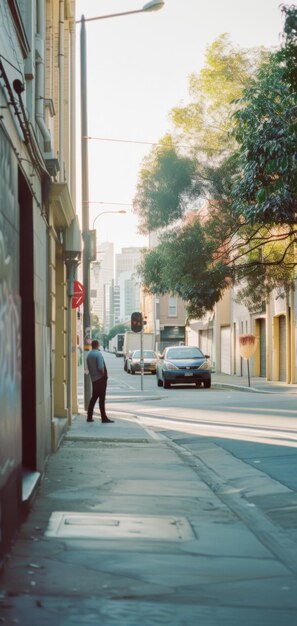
[171,34,265,161]
[107,324,129,341]
[281,4,297,90]
[231,5,297,224]
[135,36,263,315]
[232,224,296,310]
[139,218,231,319]
[133,36,260,235]
[136,13,297,317]
[133,136,199,234]
[91,314,101,340]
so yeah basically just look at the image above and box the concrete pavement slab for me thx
[2,595,297,626]
[68,414,153,442]
[1,415,297,625]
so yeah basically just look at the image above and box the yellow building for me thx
[44,0,80,447]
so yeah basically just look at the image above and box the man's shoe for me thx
[87,418,94,422]
[101,417,114,423]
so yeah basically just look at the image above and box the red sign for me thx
[72,281,85,309]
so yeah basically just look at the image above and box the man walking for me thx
[86,340,114,423]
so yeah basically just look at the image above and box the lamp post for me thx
[63,216,82,422]
[78,1,164,409]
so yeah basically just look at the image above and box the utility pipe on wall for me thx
[58,0,65,182]
[69,18,76,202]
[36,0,52,153]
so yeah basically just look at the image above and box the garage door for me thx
[220,326,231,374]
[259,319,266,377]
[200,329,213,359]
[279,315,286,382]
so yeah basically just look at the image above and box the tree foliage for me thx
[107,323,129,341]
[133,36,257,235]
[135,7,297,317]
[231,5,297,223]
[133,137,199,234]
[232,225,296,309]
[139,220,231,318]
[171,34,265,161]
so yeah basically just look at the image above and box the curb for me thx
[212,381,293,394]
[107,395,163,403]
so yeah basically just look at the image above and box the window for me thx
[8,0,30,58]
[168,296,177,317]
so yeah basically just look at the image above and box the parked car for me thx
[156,345,211,389]
[123,332,155,370]
[126,350,158,374]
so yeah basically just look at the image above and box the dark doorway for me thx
[19,170,36,470]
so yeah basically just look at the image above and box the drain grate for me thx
[45,512,194,541]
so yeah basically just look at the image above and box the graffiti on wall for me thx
[0,231,21,396]
[0,128,21,482]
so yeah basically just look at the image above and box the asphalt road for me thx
[85,351,297,493]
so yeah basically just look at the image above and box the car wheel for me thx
[163,379,171,389]
[204,379,211,388]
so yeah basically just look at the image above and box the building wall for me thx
[46,0,78,443]
[267,289,290,383]
[189,281,297,385]
[0,128,22,565]
[34,190,52,468]
[158,294,187,351]
[0,0,79,566]
[230,286,251,377]
[0,0,51,561]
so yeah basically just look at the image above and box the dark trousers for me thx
[88,377,107,420]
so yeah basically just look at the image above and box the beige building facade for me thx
[187,283,297,385]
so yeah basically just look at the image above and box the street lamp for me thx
[78,1,164,409]
[92,210,127,231]
[88,211,127,264]
[78,2,164,24]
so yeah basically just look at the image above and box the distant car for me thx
[156,345,211,389]
[126,350,158,374]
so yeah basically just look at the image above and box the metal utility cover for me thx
[45,512,194,541]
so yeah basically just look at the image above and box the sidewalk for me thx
[1,412,297,625]
[212,372,297,394]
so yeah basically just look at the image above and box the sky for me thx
[75,0,285,253]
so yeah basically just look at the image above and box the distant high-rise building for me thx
[90,242,114,328]
[115,247,144,322]
[104,280,120,330]
[118,272,140,320]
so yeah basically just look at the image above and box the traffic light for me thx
[131,311,143,333]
